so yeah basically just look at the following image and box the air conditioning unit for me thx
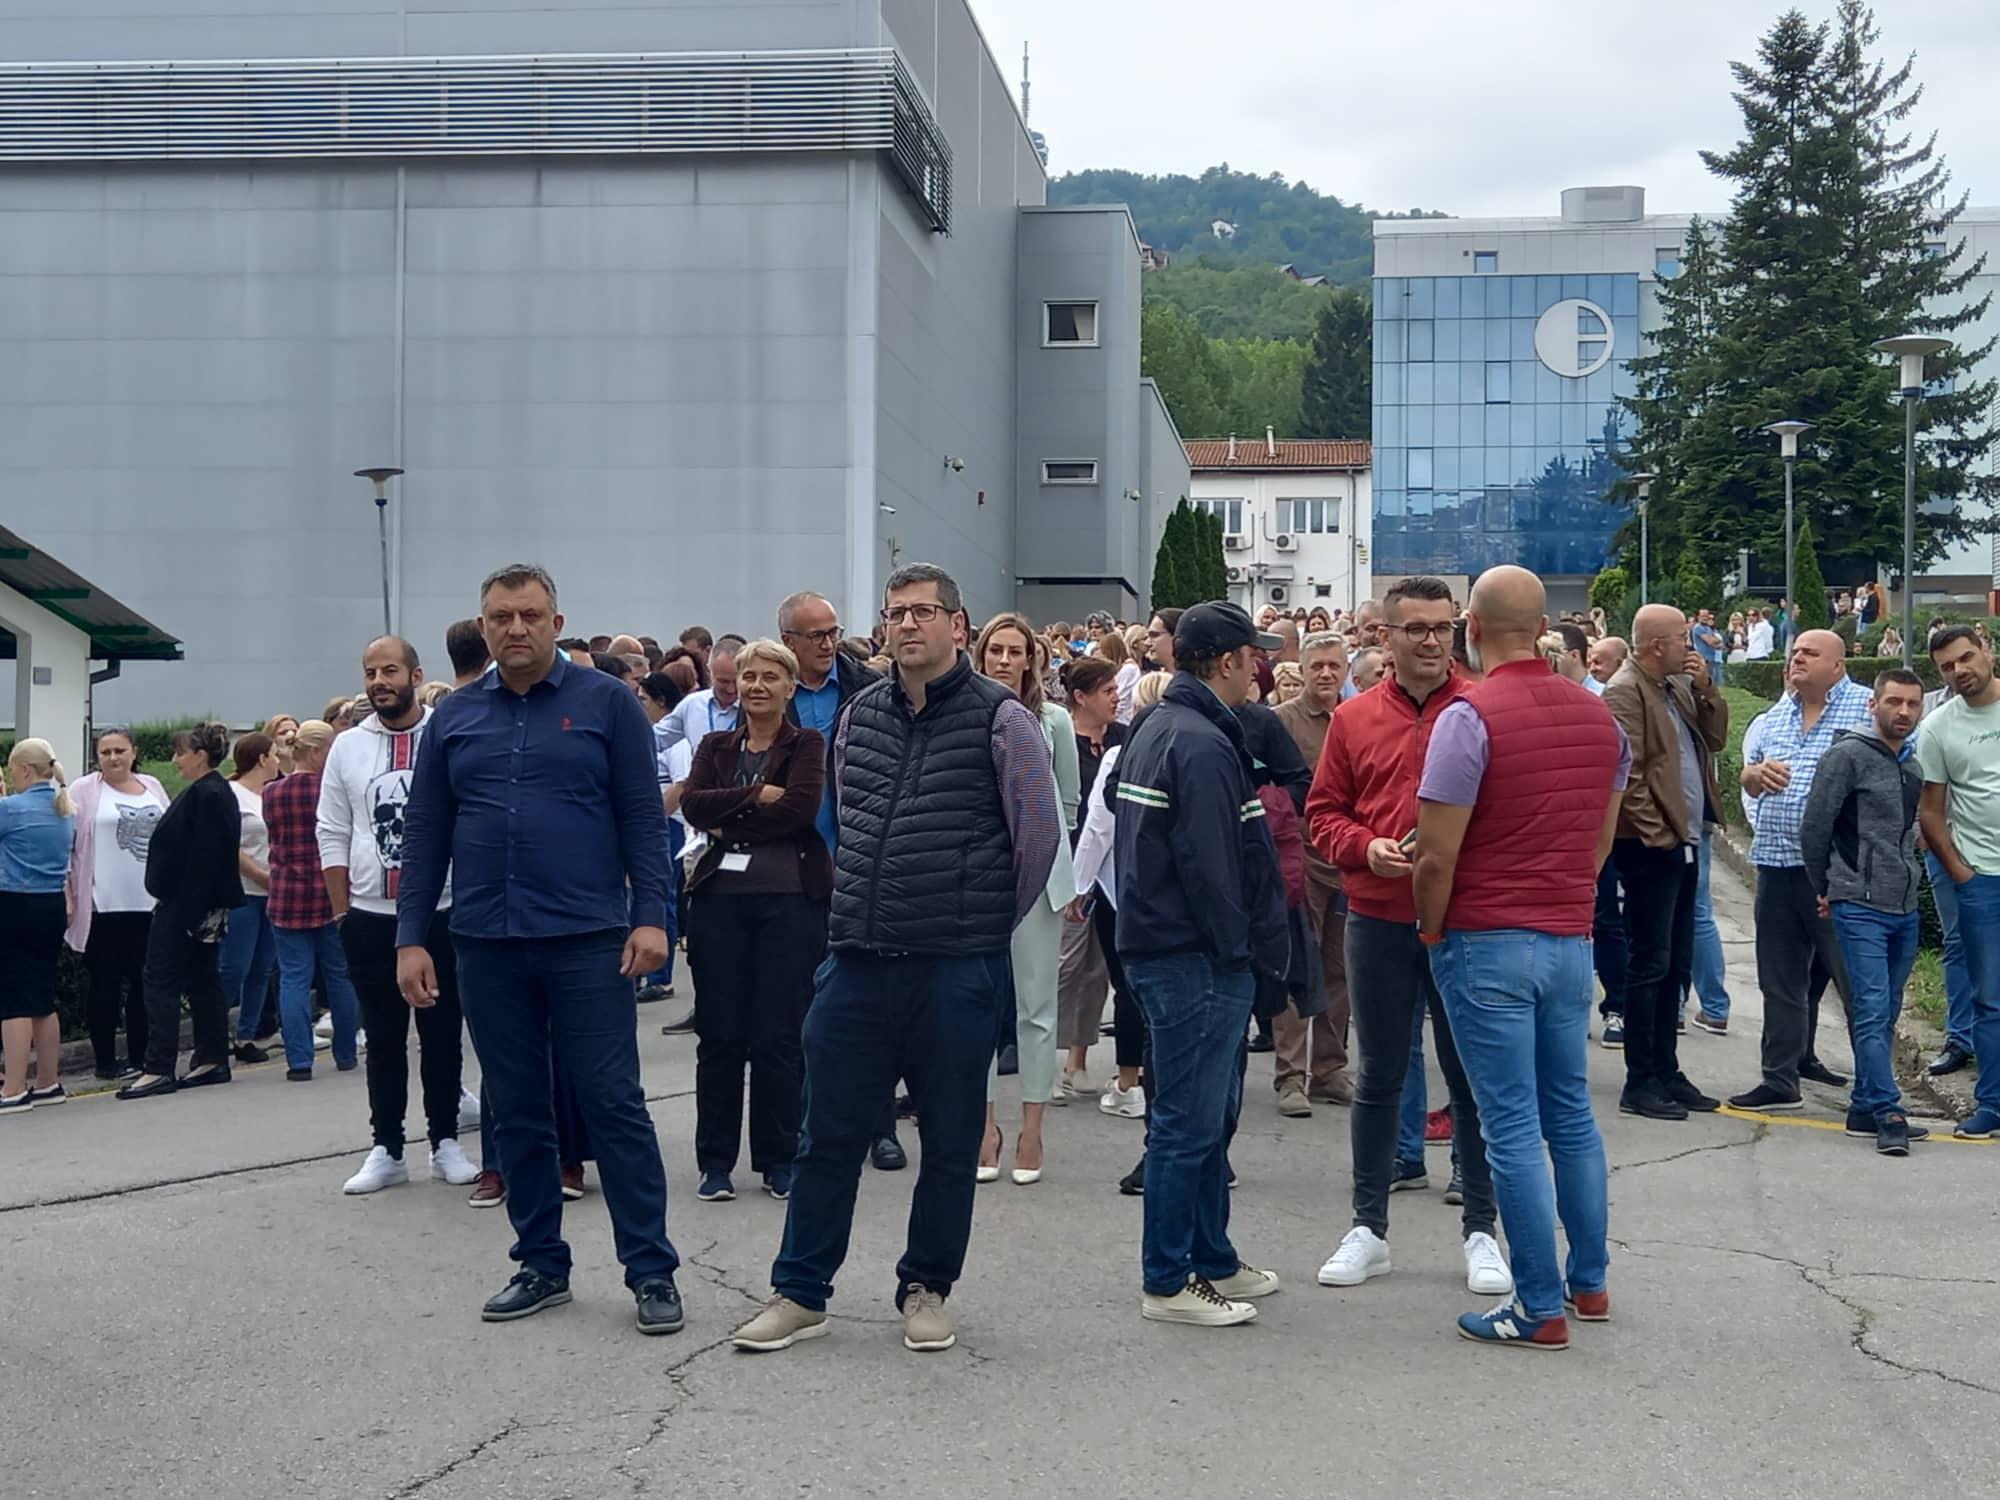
[1273,533,1298,552]
[1224,532,1250,552]
[1267,584,1291,605]
[1226,564,1249,584]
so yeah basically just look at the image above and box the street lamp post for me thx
[1631,472,1657,604]
[1870,336,1952,669]
[354,467,405,636]
[1764,420,1812,627]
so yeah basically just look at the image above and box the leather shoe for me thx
[1799,1057,1848,1088]
[634,1278,686,1336]
[1246,1032,1275,1054]
[1618,1086,1688,1121]
[870,1135,907,1171]
[481,1270,572,1322]
[177,1065,232,1089]
[1665,1075,1720,1112]
[1929,1043,1973,1077]
[115,1074,179,1101]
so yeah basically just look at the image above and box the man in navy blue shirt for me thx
[397,563,683,1335]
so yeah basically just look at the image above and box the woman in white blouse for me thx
[219,732,282,1063]
[64,728,171,1079]
[1096,629,1141,724]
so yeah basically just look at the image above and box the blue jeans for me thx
[1396,1004,1427,1165]
[1829,903,1919,1117]
[1927,853,1976,1053]
[454,929,677,1289]
[272,924,360,1071]
[221,894,277,1040]
[1125,951,1255,1297]
[1952,874,2000,1114]
[772,949,1008,1311]
[1690,830,1731,1020]
[1430,930,1608,1321]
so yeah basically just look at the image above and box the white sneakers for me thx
[343,1145,410,1194]
[1142,1275,1259,1326]
[457,1087,481,1134]
[1051,1068,1094,1106]
[1210,1264,1282,1301]
[314,1013,334,1040]
[1463,1232,1515,1295]
[430,1139,480,1186]
[1099,1082,1146,1119]
[1317,1226,1392,1286]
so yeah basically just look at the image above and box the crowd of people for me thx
[2,555,1996,1358]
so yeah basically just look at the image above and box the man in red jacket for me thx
[1304,577,1510,1303]
[1414,565,1628,1351]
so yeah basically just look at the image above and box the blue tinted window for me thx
[1378,279,1404,313]
[1459,316,1486,357]
[1613,276,1640,316]
[1535,404,1562,443]
[1379,407,1406,445]
[1402,363,1430,404]
[1407,489,1434,517]
[1434,320,1461,361]
[1562,274,1587,300]
[1473,251,1498,274]
[1435,278,1460,317]
[1430,404,1457,445]
[1408,320,1434,362]
[1485,319,1510,359]
[1407,278,1435,318]
[1484,406,1510,445]
[1586,274,1614,308]
[1407,405,1434,444]
[1409,449,1434,490]
[1485,447,1513,485]
[1510,404,1535,444]
[1380,363,1406,404]
[1436,449,1462,487]
[1485,361,1510,403]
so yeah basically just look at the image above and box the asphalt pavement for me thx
[5,859,1997,1500]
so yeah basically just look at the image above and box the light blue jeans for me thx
[1926,853,1976,1054]
[1430,930,1608,1321]
[1689,830,1732,1020]
[220,894,276,1041]
[273,923,361,1072]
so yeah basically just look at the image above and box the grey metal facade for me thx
[0,0,1174,726]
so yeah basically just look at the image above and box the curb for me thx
[1713,824,1965,1121]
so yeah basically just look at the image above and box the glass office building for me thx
[1373,270,1639,580]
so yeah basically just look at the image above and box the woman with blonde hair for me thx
[973,612,1078,1184]
[418,679,453,709]
[1271,660,1305,705]
[263,715,301,775]
[322,695,355,731]
[1132,668,1171,714]
[1094,628,1140,723]
[65,727,171,1079]
[0,739,76,1111]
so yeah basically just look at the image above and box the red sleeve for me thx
[1305,707,1374,874]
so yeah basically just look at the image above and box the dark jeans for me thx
[1753,865,1852,1093]
[688,889,825,1175]
[221,893,277,1041]
[1592,862,1627,1018]
[141,917,228,1076]
[342,909,465,1152]
[84,909,151,1072]
[773,949,1008,1312]
[1094,895,1145,1070]
[456,928,677,1289]
[1125,950,1254,1296]
[1830,903,1919,1118]
[1345,912,1496,1240]
[1612,840,1697,1094]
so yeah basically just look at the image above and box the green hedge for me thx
[1725,656,1943,700]
[1,717,203,770]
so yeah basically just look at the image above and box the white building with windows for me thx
[1187,435,1373,614]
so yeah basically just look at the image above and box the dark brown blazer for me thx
[680,718,832,900]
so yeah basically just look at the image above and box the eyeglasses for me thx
[1394,623,1455,643]
[881,603,949,625]
[784,625,843,646]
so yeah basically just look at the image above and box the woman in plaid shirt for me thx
[261,721,361,1080]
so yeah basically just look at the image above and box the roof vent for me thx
[1560,185,1645,224]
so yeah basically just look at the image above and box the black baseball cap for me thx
[1174,601,1283,658]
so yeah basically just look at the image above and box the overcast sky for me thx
[972,0,1998,218]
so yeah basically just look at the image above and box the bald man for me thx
[1412,565,1629,1348]
[1729,628,1875,1111]
[1585,637,1628,697]
[1602,605,1727,1121]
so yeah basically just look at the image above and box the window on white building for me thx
[1191,497,1244,533]
[1041,459,1099,484]
[1277,497,1343,534]
[1044,302,1099,346]
[1473,250,1498,274]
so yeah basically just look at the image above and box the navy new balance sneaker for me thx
[1457,1300,1569,1351]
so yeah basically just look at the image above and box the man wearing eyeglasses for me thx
[734,563,1060,1358]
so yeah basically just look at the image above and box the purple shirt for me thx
[1419,699,1632,807]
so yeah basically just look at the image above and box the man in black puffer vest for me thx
[734,563,1060,1358]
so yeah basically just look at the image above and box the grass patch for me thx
[1904,949,1946,1028]
[143,758,192,798]
[1717,685,1774,830]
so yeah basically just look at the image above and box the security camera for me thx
[878,503,897,515]
[944,456,966,472]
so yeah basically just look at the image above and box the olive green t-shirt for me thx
[1915,695,2000,876]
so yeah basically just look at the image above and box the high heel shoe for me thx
[1011,1137,1043,1185]
[976,1127,1003,1184]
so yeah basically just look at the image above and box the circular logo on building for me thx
[1533,298,1615,379]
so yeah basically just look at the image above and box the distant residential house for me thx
[1186,432,1374,613]
[1139,242,1170,272]
[1211,219,1236,240]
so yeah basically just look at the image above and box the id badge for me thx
[719,851,753,873]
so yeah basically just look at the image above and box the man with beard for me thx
[318,637,477,1195]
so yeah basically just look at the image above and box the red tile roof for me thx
[1185,439,1371,471]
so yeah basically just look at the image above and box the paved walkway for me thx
[7,860,1997,1499]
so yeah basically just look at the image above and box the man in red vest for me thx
[1412,565,1629,1351]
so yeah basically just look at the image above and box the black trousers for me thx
[342,908,465,1153]
[1093,894,1147,1071]
[1612,840,1697,1094]
[1592,861,1628,1018]
[84,910,152,1072]
[688,889,825,1175]
[141,917,227,1077]
[1753,866,1852,1093]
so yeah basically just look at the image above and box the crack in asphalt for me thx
[391,1415,528,1498]
[1609,1124,1766,1173]
[0,1088,698,1216]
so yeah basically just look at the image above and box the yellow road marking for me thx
[1717,1103,1991,1144]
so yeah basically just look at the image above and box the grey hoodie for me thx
[1798,728,1922,915]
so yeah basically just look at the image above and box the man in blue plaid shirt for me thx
[1729,630,1875,1111]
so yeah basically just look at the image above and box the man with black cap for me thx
[1113,600,1290,1327]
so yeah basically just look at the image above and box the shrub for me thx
[1726,655,1944,701]
[1791,518,1830,631]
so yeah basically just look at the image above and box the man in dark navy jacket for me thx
[1113,601,1290,1328]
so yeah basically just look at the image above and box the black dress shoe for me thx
[1929,1044,1973,1077]
[659,1007,697,1036]
[116,1075,179,1101]
[481,1270,572,1322]
[1619,1087,1689,1121]
[634,1278,685,1336]
[233,1042,269,1065]
[1728,1083,1804,1111]
[1665,1075,1721,1112]
[894,1092,918,1120]
[1246,1033,1275,1055]
[870,1135,907,1171]
[177,1065,233,1089]
[286,1067,313,1082]
[1118,1156,1146,1195]
[1799,1058,1848,1088]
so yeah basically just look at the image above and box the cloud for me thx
[975,0,1998,217]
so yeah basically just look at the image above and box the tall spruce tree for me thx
[1299,288,1373,437]
[1792,515,1830,628]
[1150,506,1185,611]
[1201,510,1230,601]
